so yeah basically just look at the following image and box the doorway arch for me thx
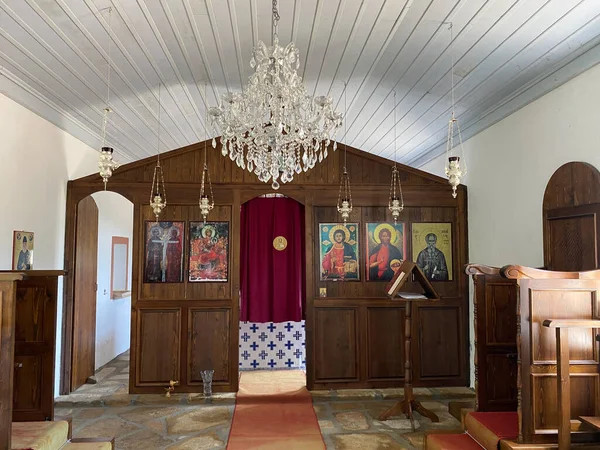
[238,195,307,372]
[61,190,133,394]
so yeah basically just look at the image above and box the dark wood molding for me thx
[464,264,501,276]
[501,265,600,280]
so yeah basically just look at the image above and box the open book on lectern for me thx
[385,260,439,300]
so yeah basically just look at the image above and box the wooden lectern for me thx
[378,261,440,429]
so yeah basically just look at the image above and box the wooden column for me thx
[0,273,24,450]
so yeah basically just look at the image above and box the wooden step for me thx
[500,440,600,450]
[465,412,519,450]
[61,440,114,450]
[579,416,600,431]
[448,400,475,429]
[12,421,70,450]
[426,433,485,450]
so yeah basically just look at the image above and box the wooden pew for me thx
[502,265,600,445]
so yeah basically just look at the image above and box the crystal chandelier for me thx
[150,84,166,221]
[337,82,352,223]
[208,0,342,190]
[97,7,118,189]
[388,91,404,223]
[444,22,467,199]
[199,94,215,223]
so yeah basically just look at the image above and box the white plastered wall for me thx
[91,191,133,370]
[419,62,600,385]
[0,93,99,396]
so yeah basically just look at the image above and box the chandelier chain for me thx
[272,0,280,39]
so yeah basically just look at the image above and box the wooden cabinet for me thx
[467,265,518,412]
[312,303,465,389]
[0,273,22,450]
[10,271,64,421]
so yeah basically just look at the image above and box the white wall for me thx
[421,61,600,267]
[91,191,133,370]
[419,61,600,385]
[0,93,100,396]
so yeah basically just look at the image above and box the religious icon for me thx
[12,231,34,270]
[319,223,359,281]
[412,223,453,281]
[143,221,184,283]
[366,222,406,281]
[189,221,229,282]
[273,236,288,251]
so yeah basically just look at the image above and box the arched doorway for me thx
[65,191,133,393]
[238,195,307,373]
[543,161,600,271]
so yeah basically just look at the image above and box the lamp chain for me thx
[450,22,454,115]
[101,6,113,147]
[106,7,112,109]
[393,90,397,167]
[343,80,348,173]
[157,83,161,164]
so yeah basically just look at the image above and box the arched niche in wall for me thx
[543,161,600,271]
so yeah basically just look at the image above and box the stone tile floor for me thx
[56,352,474,449]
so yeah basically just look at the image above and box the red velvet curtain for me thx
[240,197,305,322]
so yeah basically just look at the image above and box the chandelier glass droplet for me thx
[208,0,342,190]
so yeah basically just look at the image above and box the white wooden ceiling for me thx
[2,0,600,168]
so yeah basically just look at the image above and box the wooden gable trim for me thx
[74,139,449,185]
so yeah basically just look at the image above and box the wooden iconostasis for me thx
[62,140,468,394]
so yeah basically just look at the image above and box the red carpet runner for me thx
[227,370,325,449]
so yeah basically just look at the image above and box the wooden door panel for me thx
[314,308,358,381]
[530,289,596,363]
[72,196,98,391]
[475,272,518,412]
[418,306,460,379]
[137,309,180,385]
[366,307,404,380]
[533,374,597,430]
[13,355,41,412]
[548,215,596,271]
[188,308,230,384]
[15,287,46,342]
[484,353,517,407]
[485,283,517,345]
[12,275,59,421]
